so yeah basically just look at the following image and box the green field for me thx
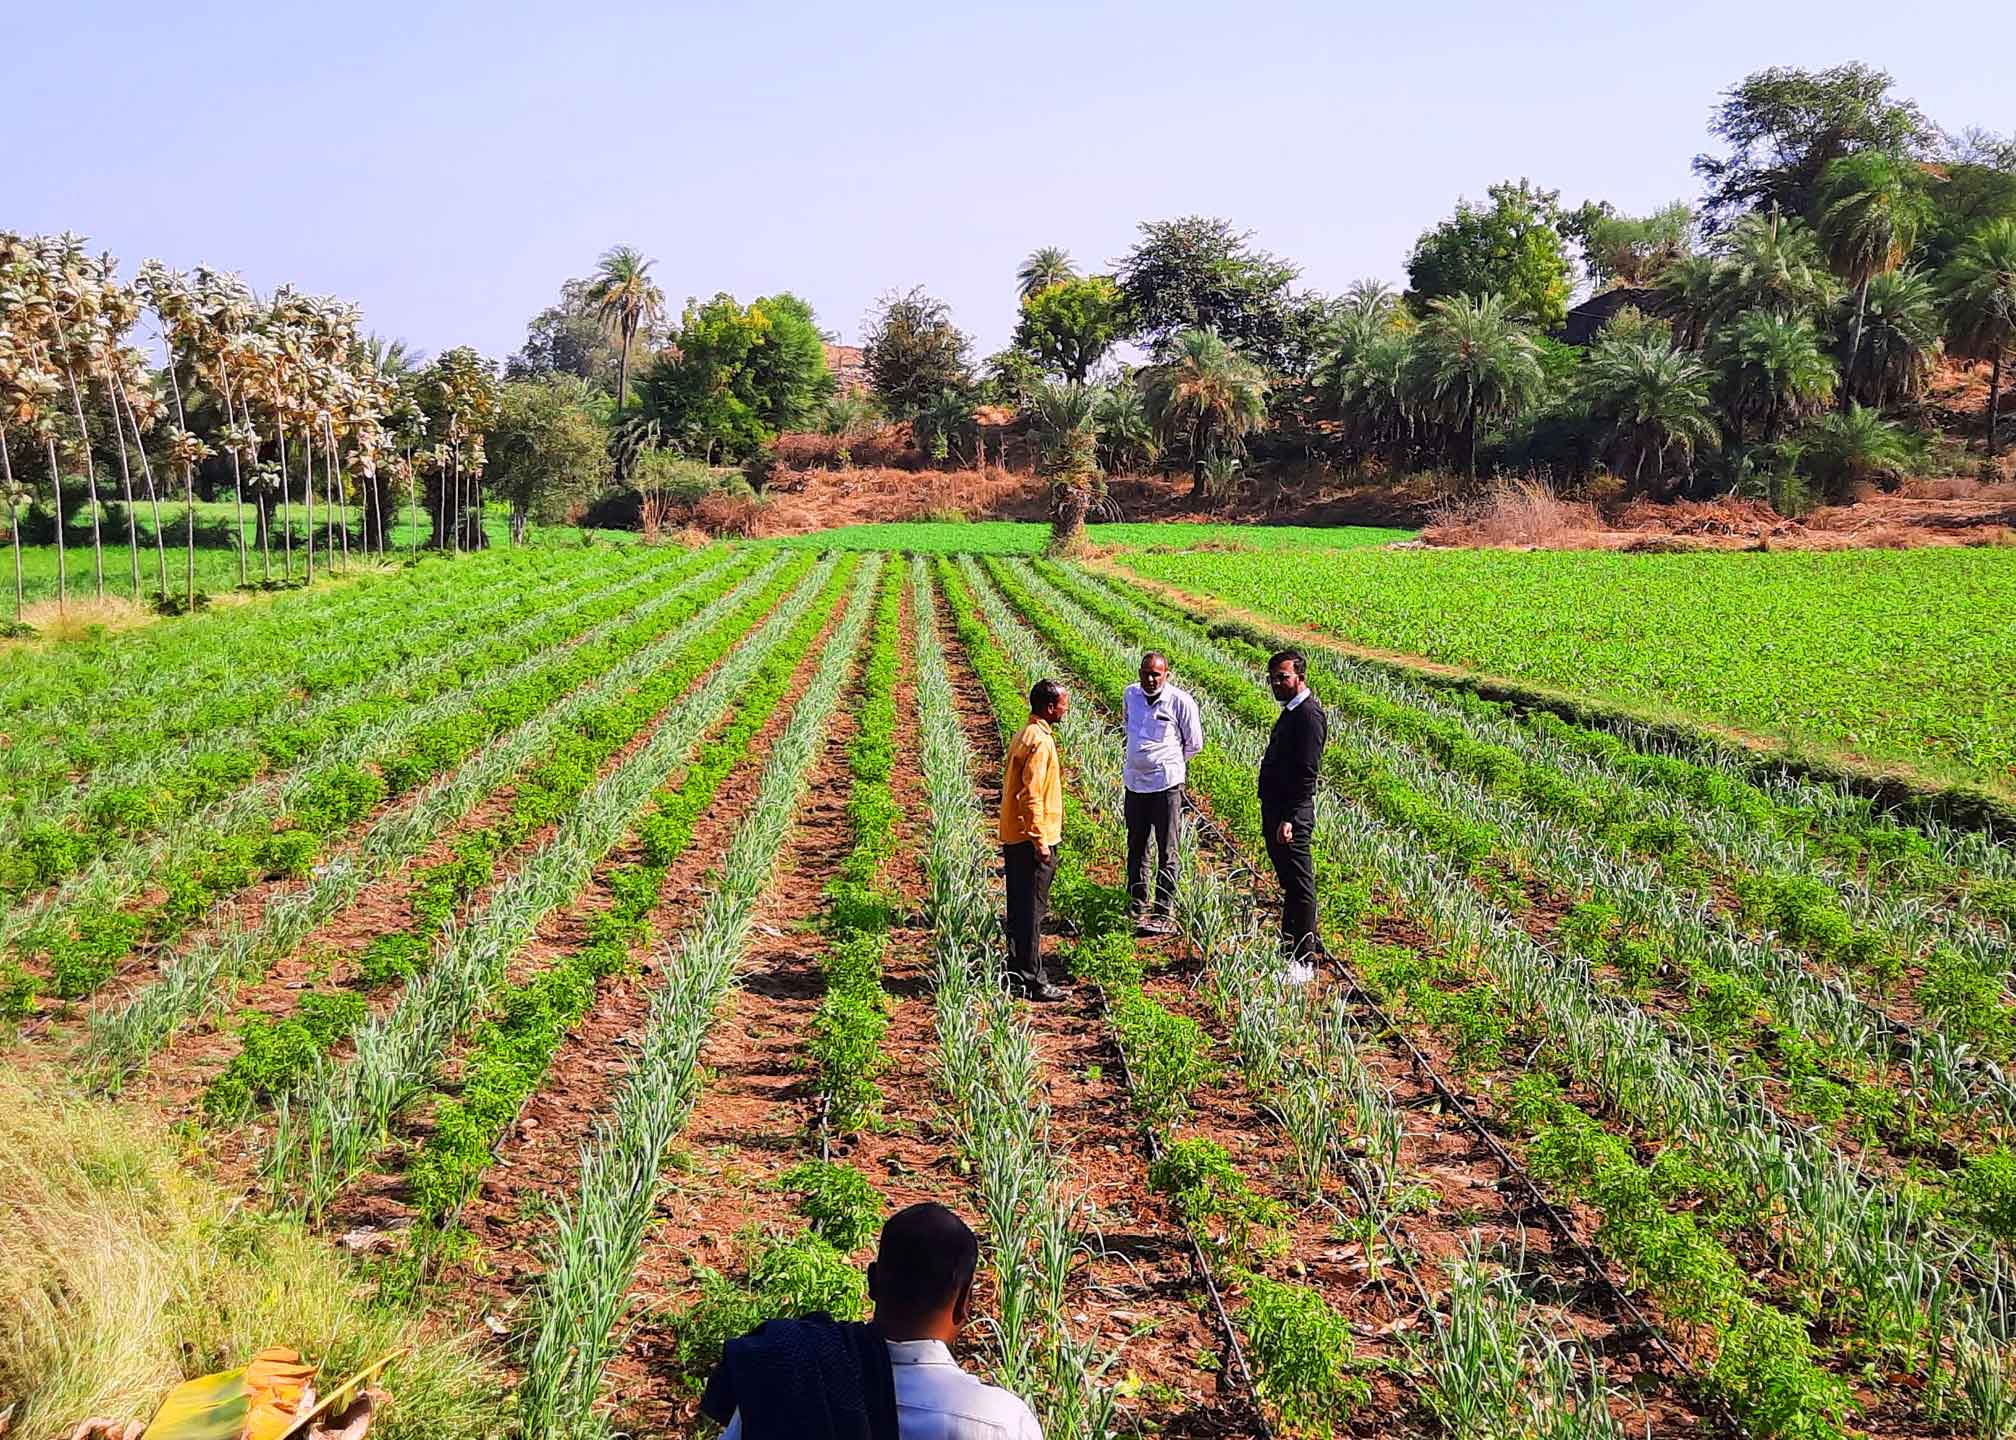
[1120,544,2016,791]
[762,520,1415,554]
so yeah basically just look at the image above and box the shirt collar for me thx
[1283,688,1308,711]
[885,1338,957,1366]
[1026,716,1053,734]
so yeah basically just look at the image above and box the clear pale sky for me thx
[12,1,2013,363]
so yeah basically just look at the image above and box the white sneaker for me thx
[1285,961,1317,986]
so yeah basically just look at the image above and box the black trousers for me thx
[1002,840,1059,985]
[1262,805,1319,961]
[1124,786,1182,917]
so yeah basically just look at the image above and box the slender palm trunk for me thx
[301,420,316,583]
[219,371,248,586]
[42,432,67,610]
[99,374,142,599]
[1,431,21,622]
[1990,351,2005,458]
[327,420,348,568]
[236,392,271,580]
[60,367,105,599]
[112,374,170,596]
[163,356,196,608]
[1841,276,1870,413]
[407,457,419,560]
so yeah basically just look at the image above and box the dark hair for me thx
[874,1203,979,1316]
[1266,649,1306,679]
[1139,651,1168,670]
[1029,679,1066,714]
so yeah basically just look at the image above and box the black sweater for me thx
[699,1314,899,1440]
[1258,694,1327,821]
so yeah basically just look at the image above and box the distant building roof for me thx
[1557,285,1668,346]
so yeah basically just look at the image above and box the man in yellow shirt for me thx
[999,678,1069,1000]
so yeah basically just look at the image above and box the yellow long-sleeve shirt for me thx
[998,717,1063,847]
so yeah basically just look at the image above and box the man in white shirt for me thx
[1122,652,1203,936]
[712,1203,1043,1440]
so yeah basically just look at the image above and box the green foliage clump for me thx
[1947,1147,2016,1241]
[1149,1138,1287,1270]
[203,991,367,1122]
[1109,987,1218,1130]
[1232,1270,1370,1435]
[1916,945,2016,1060]
[669,1232,870,1379]
[777,1161,883,1252]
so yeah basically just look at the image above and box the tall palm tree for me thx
[584,246,663,420]
[1405,293,1546,479]
[1016,247,1076,300]
[1577,336,1719,487]
[1816,152,1929,410]
[1140,330,1269,498]
[1655,254,1723,351]
[1942,219,2016,456]
[1028,379,1105,549]
[1092,382,1156,473]
[1717,311,1837,443]
[1799,404,1914,500]
[1713,211,1839,323]
[1849,268,1941,408]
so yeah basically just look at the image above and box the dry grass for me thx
[1422,477,1601,548]
[16,594,156,641]
[0,1061,504,1439]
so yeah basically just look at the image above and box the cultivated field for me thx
[4,536,2015,1440]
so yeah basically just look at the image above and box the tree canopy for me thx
[487,375,608,537]
[1117,217,1328,375]
[638,292,833,462]
[862,287,973,418]
[1692,64,1936,230]
[1405,180,1576,327]
[1011,274,1130,383]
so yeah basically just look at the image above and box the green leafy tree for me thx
[1118,217,1319,373]
[487,376,608,541]
[1657,254,1724,350]
[1016,246,1076,300]
[910,388,977,465]
[1571,201,1696,288]
[1693,64,1936,230]
[1716,310,1837,443]
[1846,267,1941,407]
[1577,334,1719,487]
[506,277,657,394]
[861,287,972,419]
[1919,130,2016,274]
[638,293,832,463]
[1093,380,1157,474]
[980,346,1046,409]
[1405,293,1547,478]
[1816,151,1932,408]
[584,245,665,418]
[1405,180,1576,327]
[1798,403,1915,499]
[1941,219,2016,455]
[1011,274,1130,383]
[1140,329,1269,497]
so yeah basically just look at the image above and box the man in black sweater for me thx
[1257,649,1328,980]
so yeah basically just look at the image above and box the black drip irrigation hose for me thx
[1176,793,1740,1437]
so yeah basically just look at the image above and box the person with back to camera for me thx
[1257,648,1327,983]
[704,1201,1044,1440]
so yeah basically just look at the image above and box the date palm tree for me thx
[1028,379,1107,550]
[1576,335,1719,488]
[1717,311,1837,443]
[1655,254,1723,351]
[1405,293,1545,480]
[585,245,663,420]
[1848,268,1941,408]
[1016,247,1076,300]
[1713,211,1839,323]
[1816,152,1929,410]
[1799,404,1914,500]
[1941,219,2016,456]
[1141,329,1269,498]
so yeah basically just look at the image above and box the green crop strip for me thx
[401,556,861,1224]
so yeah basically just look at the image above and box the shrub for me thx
[777,1161,883,1252]
[1233,1271,1370,1434]
[1149,1138,1287,1269]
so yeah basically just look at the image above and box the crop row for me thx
[513,554,881,1440]
[265,553,842,1215]
[911,558,1117,1440]
[78,551,794,1079]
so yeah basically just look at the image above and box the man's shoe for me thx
[1008,976,1067,1002]
[1135,915,1176,937]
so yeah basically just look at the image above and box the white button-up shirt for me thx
[1123,682,1203,794]
[720,1338,1043,1440]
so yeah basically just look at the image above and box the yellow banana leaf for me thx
[141,1348,314,1440]
[275,1350,405,1440]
